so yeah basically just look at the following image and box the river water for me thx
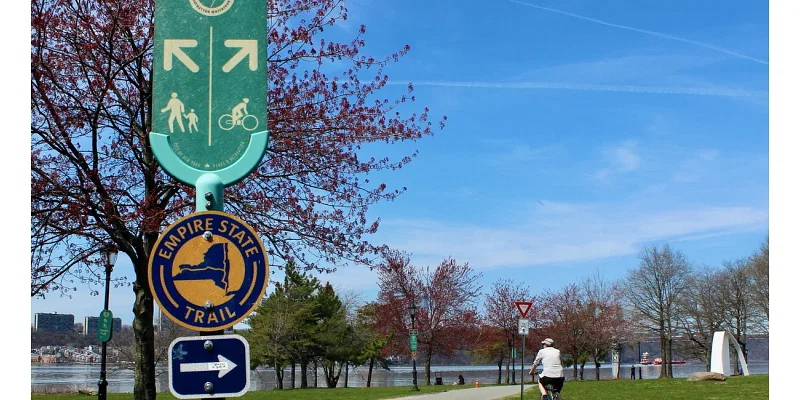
[31,361,769,394]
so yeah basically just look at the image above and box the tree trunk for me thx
[659,321,668,378]
[666,337,674,378]
[275,360,284,389]
[595,360,601,381]
[579,360,585,380]
[132,277,156,400]
[367,357,375,387]
[505,359,510,384]
[300,358,308,388]
[497,360,502,384]
[344,361,349,388]
[291,360,296,389]
[572,362,578,379]
[425,351,433,385]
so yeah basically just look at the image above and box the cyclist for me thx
[529,338,565,400]
[231,98,249,125]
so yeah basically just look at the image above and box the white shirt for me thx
[532,346,564,378]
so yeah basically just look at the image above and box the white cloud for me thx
[375,202,767,270]
[592,140,641,180]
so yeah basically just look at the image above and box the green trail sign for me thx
[150,0,268,186]
[97,310,113,343]
[410,333,418,351]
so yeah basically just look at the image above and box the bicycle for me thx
[534,369,562,400]
[218,113,258,131]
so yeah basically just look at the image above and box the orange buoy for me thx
[475,378,479,388]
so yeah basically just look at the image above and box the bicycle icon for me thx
[218,98,259,131]
[218,113,258,131]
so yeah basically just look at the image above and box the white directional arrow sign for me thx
[164,39,199,72]
[222,40,258,72]
[179,354,238,378]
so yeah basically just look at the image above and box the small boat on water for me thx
[640,352,687,365]
[652,358,687,365]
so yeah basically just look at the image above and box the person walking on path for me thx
[631,364,636,379]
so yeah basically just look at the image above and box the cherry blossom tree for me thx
[31,1,444,398]
[376,250,481,385]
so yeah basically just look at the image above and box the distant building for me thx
[34,313,75,333]
[83,316,122,337]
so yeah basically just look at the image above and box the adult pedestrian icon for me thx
[161,93,187,133]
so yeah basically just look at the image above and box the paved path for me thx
[386,385,526,400]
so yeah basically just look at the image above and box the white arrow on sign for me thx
[164,39,199,72]
[222,40,258,72]
[179,354,237,378]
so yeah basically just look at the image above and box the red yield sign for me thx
[515,301,533,318]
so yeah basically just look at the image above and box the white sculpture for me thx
[709,331,750,376]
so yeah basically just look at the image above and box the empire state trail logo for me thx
[149,211,269,331]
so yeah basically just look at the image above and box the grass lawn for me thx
[31,383,480,400]
[29,376,769,400]
[499,374,769,400]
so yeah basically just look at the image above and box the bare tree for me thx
[675,266,727,370]
[624,244,691,378]
[748,236,769,329]
[719,258,762,372]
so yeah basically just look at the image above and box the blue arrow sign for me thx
[169,334,250,399]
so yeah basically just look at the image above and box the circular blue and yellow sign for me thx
[149,211,268,331]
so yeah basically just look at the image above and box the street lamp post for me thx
[511,333,516,384]
[408,303,419,391]
[98,248,118,400]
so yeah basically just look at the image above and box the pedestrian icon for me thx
[185,109,199,133]
[161,93,187,133]
[218,98,258,131]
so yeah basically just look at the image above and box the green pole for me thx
[520,333,525,400]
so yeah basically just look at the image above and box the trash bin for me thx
[435,371,443,385]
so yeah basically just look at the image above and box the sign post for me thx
[515,301,532,400]
[150,2,269,398]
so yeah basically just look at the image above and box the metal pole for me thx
[411,315,419,391]
[520,333,525,400]
[197,175,226,400]
[511,333,516,384]
[98,263,112,400]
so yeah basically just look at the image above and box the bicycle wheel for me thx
[551,391,561,400]
[218,114,235,131]
[241,114,258,131]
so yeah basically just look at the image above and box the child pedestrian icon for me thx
[184,109,199,133]
[161,92,186,133]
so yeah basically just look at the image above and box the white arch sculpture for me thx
[709,331,750,376]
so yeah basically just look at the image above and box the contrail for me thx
[389,80,767,98]
[508,0,768,65]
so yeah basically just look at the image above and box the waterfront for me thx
[31,361,769,394]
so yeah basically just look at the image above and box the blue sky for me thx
[30,0,771,327]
